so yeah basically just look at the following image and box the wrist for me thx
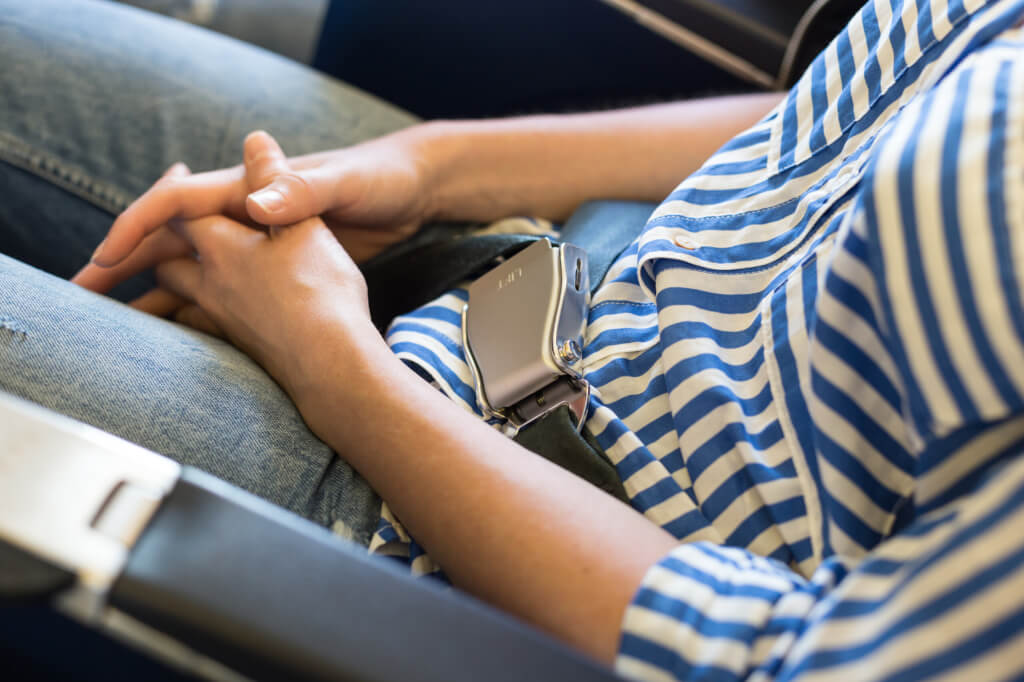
[284,319,405,444]
[404,119,475,223]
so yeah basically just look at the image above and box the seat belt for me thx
[362,200,657,503]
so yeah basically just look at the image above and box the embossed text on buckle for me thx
[461,238,591,437]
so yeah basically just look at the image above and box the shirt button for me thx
[674,234,697,250]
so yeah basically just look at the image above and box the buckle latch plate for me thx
[461,238,590,436]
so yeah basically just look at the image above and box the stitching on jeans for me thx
[0,131,133,215]
[0,315,28,338]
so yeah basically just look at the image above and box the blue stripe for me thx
[860,2,885,117]
[812,370,914,474]
[987,62,1024,392]
[635,412,679,451]
[602,373,668,423]
[701,460,799,521]
[586,344,662,387]
[619,634,741,682]
[674,383,775,434]
[389,341,477,407]
[778,86,800,170]
[694,155,769,177]
[895,101,979,423]
[717,127,772,153]
[584,324,659,356]
[614,444,660,480]
[661,508,712,539]
[835,25,858,131]
[394,303,463,327]
[809,57,830,152]
[814,316,902,411]
[915,0,937,54]
[657,286,765,315]
[821,262,882,340]
[802,255,819,335]
[388,321,463,358]
[725,496,806,550]
[661,316,764,349]
[940,67,1022,408]
[630,476,688,513]
[664,349,767,393]
[771,283,830,555]
[685,421,785,481]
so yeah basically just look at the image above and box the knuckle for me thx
[283,172,316,201]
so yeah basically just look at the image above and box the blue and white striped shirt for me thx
[372,1,1024,678]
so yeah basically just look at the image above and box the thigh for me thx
[0,0,417,284]
[0,253,382,544]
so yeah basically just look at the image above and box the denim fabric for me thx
[0,0,418,544]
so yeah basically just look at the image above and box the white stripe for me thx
[873,97,961,427]
[901,0,924,67]
[931,0,955,40]
[913,72,1006,416]
[794,74,816,166]
[810,339,910,451]
[1000,58,1024,396]
[916,415,1024,508]
[615,655,680,682]
[875,0,898,93]
[823,41,844,143]
[848,10,873,120]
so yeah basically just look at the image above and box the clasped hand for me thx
[73,130,427,400]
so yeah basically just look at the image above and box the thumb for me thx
[243,130,289,192]
[243,132,334,226]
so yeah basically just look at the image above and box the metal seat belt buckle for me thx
[461,238,591,437]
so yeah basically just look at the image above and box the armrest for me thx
[0,392,619,681]
[111,469,620,682]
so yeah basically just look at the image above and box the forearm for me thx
[419,92,784,222]
[292,326,675,665]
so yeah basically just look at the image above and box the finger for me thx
[92,166,249,267]
[170,214,264,257]
[174,304,223,338]
[246,163,339,227]
[73,226,192,293]
[154,258,203,303]
[128,287,189,317]
[243,130,291,192]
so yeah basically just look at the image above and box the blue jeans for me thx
[0,0,418,544]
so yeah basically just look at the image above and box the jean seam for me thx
[0,131,134,216]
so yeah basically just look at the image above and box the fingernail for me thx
[90,239,107,265]
[250,188,285,213]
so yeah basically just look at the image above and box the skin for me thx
[74,93,783,665]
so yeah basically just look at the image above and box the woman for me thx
[3,0,1024,679]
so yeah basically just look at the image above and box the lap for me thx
[0,253,382,542]
[0,0,414,543]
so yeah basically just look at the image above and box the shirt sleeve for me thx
[617,449,1024,681]
[617,542,829,682]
